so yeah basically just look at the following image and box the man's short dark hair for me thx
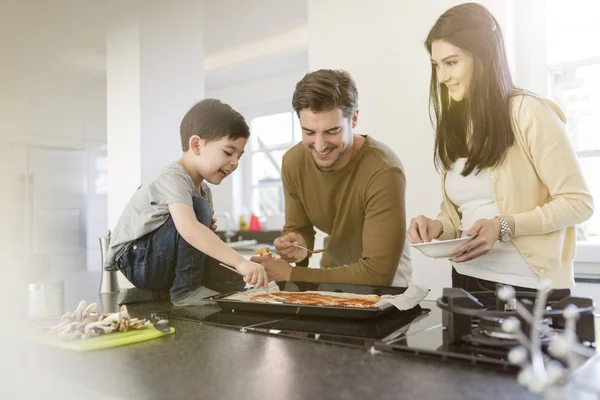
[180,99,250,151]
[292,69,359,119]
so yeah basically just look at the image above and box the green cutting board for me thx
[35,324,175,352]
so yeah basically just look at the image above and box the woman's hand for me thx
[450,218,502,262]
[406,215,443,243]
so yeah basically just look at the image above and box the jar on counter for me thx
[28,281,65,318]
[239,215,248,231]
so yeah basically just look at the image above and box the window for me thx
[247,112,301,216]
[546,0,600,244]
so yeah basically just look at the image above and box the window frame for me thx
[239,105,301,224]
[547,57,600,263]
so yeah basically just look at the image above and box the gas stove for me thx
[376,287,597,372]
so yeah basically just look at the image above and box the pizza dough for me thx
[226,288,391,309]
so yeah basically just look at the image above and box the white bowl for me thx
[409,236,475,259]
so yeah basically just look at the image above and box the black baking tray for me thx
[202,281,411,320]
[169,304,430,341]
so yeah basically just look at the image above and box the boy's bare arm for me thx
[168,203,268,289]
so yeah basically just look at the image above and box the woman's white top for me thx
[445,158,540,288]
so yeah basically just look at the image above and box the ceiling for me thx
[204,0,308,89]
[203,0,307,56]
[1,0,106,75]
[1,0,307,93]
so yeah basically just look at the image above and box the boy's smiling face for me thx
[193,136,247,184]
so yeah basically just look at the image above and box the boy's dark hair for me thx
[292,69,359,119]
[180,99,250,151]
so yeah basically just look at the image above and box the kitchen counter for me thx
[14,273,542,400]
[26,307,537,400]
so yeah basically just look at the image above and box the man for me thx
[252,69,412,286]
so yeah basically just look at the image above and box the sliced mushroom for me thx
[119,304,130,319]
[57,321,79,335]
[83,303,98,316]
[74,300,87,314]
[47,300,150,340]
[103,312,121,324]
[119,318,130,332]
[84,319,117,334]
[76,314,100,331]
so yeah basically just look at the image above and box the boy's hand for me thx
[251,256,292,282]
[235,260,269,290]
[210,210,217,231]
[274,232,308,263]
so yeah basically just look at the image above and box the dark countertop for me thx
[27,314,537,400]
[17,272,541,400]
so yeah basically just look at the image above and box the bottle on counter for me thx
[259,215,268,232]
[239,215,248,231]
[249,213,261,231]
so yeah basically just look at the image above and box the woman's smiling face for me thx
[431,40,474,102]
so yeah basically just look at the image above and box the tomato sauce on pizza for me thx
[248,291,382,308]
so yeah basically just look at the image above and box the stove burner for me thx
[437,288,596,349]
[477,316,553,341]
[479,316,518,340]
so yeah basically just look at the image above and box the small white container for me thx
[410,236,475,259]
[28,281,65,318]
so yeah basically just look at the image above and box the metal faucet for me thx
[214,212,235,243]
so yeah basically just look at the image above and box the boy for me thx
[105,99,268,306]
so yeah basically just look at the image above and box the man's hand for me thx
[274,232,308,263]
[235,260,269,290]
[450,218,502,262]
[210,210,217,232]
[251,256,292,282]
[406,215,443,243]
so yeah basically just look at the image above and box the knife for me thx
[150,312,171,334]
[219,262,243,275]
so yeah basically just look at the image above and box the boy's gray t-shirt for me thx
[105,161,213,270]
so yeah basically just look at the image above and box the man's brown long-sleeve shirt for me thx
[282,135,408,286]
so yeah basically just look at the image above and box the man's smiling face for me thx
[299,108,357,171]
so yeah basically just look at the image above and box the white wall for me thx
[207,68,307,113]
[510,0,548,96]
[139,1,205,183]
[106,5,142,229]
[106,0,205,229]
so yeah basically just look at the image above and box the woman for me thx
[406,3,594,291]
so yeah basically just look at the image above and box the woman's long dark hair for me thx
[425,3,516,176]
